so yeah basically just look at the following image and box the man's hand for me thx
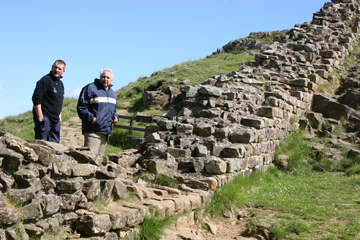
[112,116,118,124]
[59,112,62,122]
[91,117,96,125]
[34,104,43,122]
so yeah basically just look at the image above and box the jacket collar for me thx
[94,78,113,90]
[49,71,63,81]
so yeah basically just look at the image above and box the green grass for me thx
[135,208,177,240]
[0,110,34,140]
[0,97,78,141]
[205,130,360,239]
[116,51,257,111]
[206,169,360,239]
[274,130,311,173]
[153,174,179,189]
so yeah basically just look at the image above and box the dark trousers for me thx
[33,115,61,143]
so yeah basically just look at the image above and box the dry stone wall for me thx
[137,0,359,189]
[0,0,360,239]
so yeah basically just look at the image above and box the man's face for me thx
[101,71,113,88]
[51,62,65,78]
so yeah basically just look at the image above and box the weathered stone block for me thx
[167,147,191,158]
[143,158,178,174]
[194,123,215,136]
[241,117,265,129]
[230,129,256,143]
[198,86,222,97]
[72,164,97,177]
[205,157,227,174]
[176,123,193,135]
[76,214,112,236]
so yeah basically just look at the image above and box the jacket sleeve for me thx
[113,101,119,119]
[112,91,119,119]
[77,86,94,122]
[32,77,49,105]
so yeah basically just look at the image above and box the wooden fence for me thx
[114,115,154,135]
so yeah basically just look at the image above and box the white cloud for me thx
[65,87,81,99]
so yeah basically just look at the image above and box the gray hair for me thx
[100,68,114,78]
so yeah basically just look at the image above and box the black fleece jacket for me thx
[32,71,64,123]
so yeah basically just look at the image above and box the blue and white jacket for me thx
[77,79,119,135]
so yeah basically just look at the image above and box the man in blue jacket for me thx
[77,68,119,155]
[32,60,66,143]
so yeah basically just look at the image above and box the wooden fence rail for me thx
[114,115,154,135]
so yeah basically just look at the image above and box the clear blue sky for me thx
[0,0,326,120]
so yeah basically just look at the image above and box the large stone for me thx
[53,160,72,177]
[82,179,101,201]
[42,194,62,215]
[147,143,168,158]
[194,123,215,137]
[342,89,360,110]
[205,157,227,174]
[0,145,23,170]
[230,129,257,143]
[7,139,38,162]
[21,198,43,220]
[199,109,220,118]
[167,147,191,158]
[312,94,353,120]
[113,180,128,200]
[26,139,68,154]
[241,117,265,129]
[198,86,222,97]
[47,217,60,233]
[194,145,208,157]
[8,179,42,203]
[0,200,19,225]
[109,211,127,230]
[144,158,178,174]
[38,150,53,166]
[0,172,14,191]
[176,123,193,135]
[158,120,176,130]
[72,163,97,177]
[41,175,56,190]
[61,191,87,211]
[76,214,112,236]
[68,149,104,166]
[326,101,354,120]
[23,223,44,238]
[108,153,140,168]
[14,168,38,186]
[56,178,83,192]
[258,106,283,118]
[306,112,323,129]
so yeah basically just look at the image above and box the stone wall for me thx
[137,0,359,189]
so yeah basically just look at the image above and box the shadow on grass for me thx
[108,128,133,149]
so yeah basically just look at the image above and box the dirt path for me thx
[59,109,129,149]
[60,116,83,148]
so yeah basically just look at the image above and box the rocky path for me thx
[60,116,83,148]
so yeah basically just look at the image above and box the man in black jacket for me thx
[32,60,66,143]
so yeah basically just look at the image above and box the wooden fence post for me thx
[129,118,135,135]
